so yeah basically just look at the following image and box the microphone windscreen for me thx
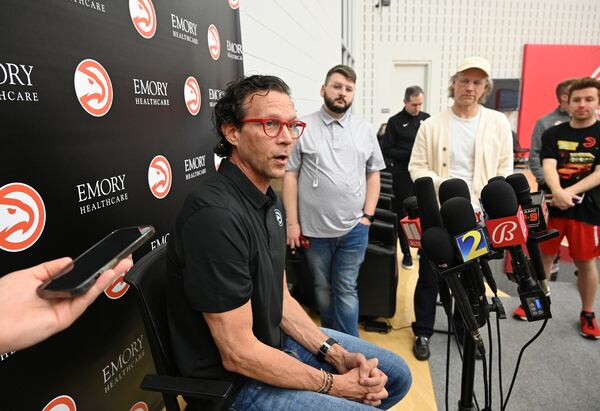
[488,176,506,184]
[415,177,442,231]
[506,173,532,206]
[403,196,419,219]
[440,197,477,235]
[439,178,470,204]
[421,227,457,266]
[480,180,519,218]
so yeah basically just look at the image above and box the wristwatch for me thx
[317,337,339,361]
[362,213,375,223]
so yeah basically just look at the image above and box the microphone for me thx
[439,178,471,205]
[421,226,485,353]
[439,178,485,224]
[400,196,422,248]
[440,197,499,296]
[505,173,550,231]
[505,173,559,297]
[414,177,442,231]
[480,181,551,321]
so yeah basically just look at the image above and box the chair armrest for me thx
[141,374,233,399]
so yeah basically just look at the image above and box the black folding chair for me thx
[124,244,233,411]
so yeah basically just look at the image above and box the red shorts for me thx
[539,217,600,260]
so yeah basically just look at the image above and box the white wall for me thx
[355,0,600,127]
[239,0,342,116]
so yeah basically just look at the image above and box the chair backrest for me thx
[124,244,178,381]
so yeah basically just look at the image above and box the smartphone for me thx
[37,226,155,299]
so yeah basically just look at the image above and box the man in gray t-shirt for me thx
[529,79,573,188]
[283,65,385,337]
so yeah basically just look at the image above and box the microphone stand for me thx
[434,260,494,411]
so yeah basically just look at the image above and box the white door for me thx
[390,63,429,114]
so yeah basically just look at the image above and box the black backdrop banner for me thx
[0,0,243,409]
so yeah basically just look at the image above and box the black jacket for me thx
[380,108,430,171]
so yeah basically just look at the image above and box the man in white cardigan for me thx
[407,56,513,360]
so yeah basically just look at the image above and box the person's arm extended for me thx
[204,299,387,403]
[564,164,600,196]
[282,171,301,249]
[362,171,380,224]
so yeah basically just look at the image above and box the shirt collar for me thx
[219,159,276,209]
[319,105,351,128]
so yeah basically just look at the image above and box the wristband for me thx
[317,337,338,362]
[362,213,375,223]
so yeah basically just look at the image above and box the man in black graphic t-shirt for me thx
[540,77,600,340]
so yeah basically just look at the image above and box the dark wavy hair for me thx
[567,77,600,102]
[213,75,291,157]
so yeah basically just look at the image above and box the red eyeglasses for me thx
[240,118,306,139]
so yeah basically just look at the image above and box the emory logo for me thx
[76,174,128,215]
[133,77,169,107]
[102,333,145,394]
[130,402,149,411]
[226,40,243,61]
[583,137,596,148]
[171,13,199,45]
[150,232,170,250]
[207,24,221,60]
[74,59,113,117]
[0,62,39,103]
[274,209,283,226]
[208,88,225,107]
[148,155,172,199]
[104,272,130,299]
[129,0,157,39]
[185,155,207,180]
[228,0,240,10]
[0,183,45,252]
[491,221,517,243]
[42,395,76,411]
[184,76,201,115]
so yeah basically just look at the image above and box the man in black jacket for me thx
[380,86,430,269]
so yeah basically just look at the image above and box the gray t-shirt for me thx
[287,107,385,237]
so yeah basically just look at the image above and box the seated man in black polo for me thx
[166,75,412,410]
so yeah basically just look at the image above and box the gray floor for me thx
[427,260,600,411]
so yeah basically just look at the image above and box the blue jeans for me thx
[230,328,412,410]
[305,223,370,337]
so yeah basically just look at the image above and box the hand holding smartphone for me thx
[36,226,155,299]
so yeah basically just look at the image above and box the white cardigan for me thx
[408,105,514,202]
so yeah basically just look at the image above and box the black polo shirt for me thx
[166,159,286,399]
[381,108,430,170]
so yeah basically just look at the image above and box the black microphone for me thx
[488,176,506,184]
[400,196,422,248]
[439,178,471,205]
[505,173,558,297]
[421,226,485,353]
[480,181,551,321]
[414,177,442,231]
[403,196,419,219]
[440,197,499,296]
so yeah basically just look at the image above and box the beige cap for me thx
[456,56,491,77]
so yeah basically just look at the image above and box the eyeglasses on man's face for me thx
[240,118,306,139]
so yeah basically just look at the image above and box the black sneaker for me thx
[414,336,431,360]
[401,254,414,270]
